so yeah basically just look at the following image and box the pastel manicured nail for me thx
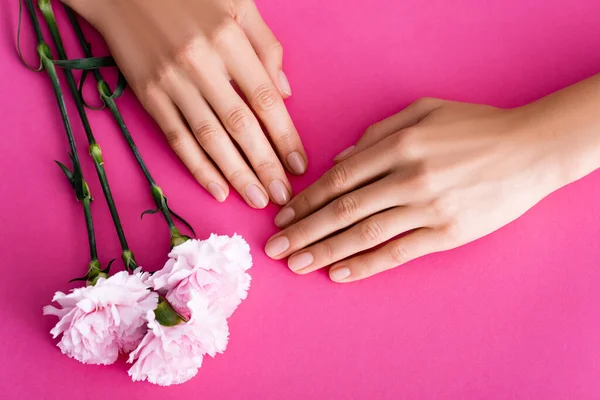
[274,207,295,227]
[245,184,268,209]
[288,252,314,272]
[265,236,290,258]
[279,70,292,97]
[330,267,351,282]
[207,182,227,202]
[333,145,355,161]
[268,180,290,205]
[287,152,306,175]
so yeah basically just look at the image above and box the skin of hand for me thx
[265,74,600,283]
[64,0,307,208]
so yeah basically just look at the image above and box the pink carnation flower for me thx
[150,234,252,318]
[43,270,158,365]
[127,295,229,386]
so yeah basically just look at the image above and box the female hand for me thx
[65,0,307,208]
[264,80,600,282]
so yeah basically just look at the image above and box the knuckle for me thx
[364,123,377,138]
[275,129,295,149]
[164,131,186,153]
[210,18,239,45]
[440,221,466,244]
[189,165,210,183]
[389,244,410,265]
[295,193,311,212]
[172,38,203,69]
[225,107,253,135]
[358,259,377,278]
[413,96,437,109]
[293,221,310,243]
[320,241,334,260]
[252,84,279,111]
[225,169,245,183]
[193,122,220,144]
[360,220,384,242]
[327,163,351,190]
[138,80,161,105]
[253,159,277,173]
[334,195,359,221]
[393,128,422,159]
[269,40,284,59]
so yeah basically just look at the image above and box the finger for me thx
[168,79,271,209]
[265,176,405,260]
[216,21,307,175]
[237,0,291,98]
[287,206,430,274]
[182,40,295,201]
[273,137,399,228]
[328,228,442,283]
[138,87,229,202]
[333,97,444,162]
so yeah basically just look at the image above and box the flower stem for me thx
[37,0,137,271]
[22,0,98,269]
[65,6,195,245]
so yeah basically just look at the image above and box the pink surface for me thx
[1,0,600,398]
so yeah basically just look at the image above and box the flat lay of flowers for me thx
[20,0,252,386]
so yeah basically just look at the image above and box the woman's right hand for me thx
[65,0,307,208]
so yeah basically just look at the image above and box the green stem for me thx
[82,185,98,261]
[23,0,98,267]
[65,6,184,235]
[38,0,136,270]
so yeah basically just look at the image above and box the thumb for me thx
[334,97,444,162]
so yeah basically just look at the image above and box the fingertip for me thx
[207,182,228,202]
[329,266,352,283]
[287,151,307,175]
[278,70,292,98]
[244,183,269,209]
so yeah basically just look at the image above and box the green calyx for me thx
[170,228,191,249]
[121,250,137,272]
[69,259,112,286]
[154,297,187,327]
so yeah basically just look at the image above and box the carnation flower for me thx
[150,234,252,318]
[127,295,229,386]
[43,269,158,365]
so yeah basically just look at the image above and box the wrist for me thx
[515,75,600,191]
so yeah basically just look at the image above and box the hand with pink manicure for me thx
[266,75,600,282]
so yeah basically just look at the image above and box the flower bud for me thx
[89,143,103,165]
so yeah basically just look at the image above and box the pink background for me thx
[1,0,600,398]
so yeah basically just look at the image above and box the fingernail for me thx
[265,236,290,258]
[268,180,290,205]
[207,182,227,202]
[245,184,268,209]
[287,152,306,175]
[278,70,292,97]
[330,267,351,282]
[288,252,314,272]
[274,207,295,227]
[333,145,355,161]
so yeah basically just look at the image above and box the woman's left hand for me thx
[264,97,570,282]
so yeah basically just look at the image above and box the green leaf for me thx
[55,160,75,188]
[78,70,106,110]
[140,208,160,219]
[52,56,116,70]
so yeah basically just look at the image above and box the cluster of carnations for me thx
[44,235,252,386]
[20,0,252,386]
